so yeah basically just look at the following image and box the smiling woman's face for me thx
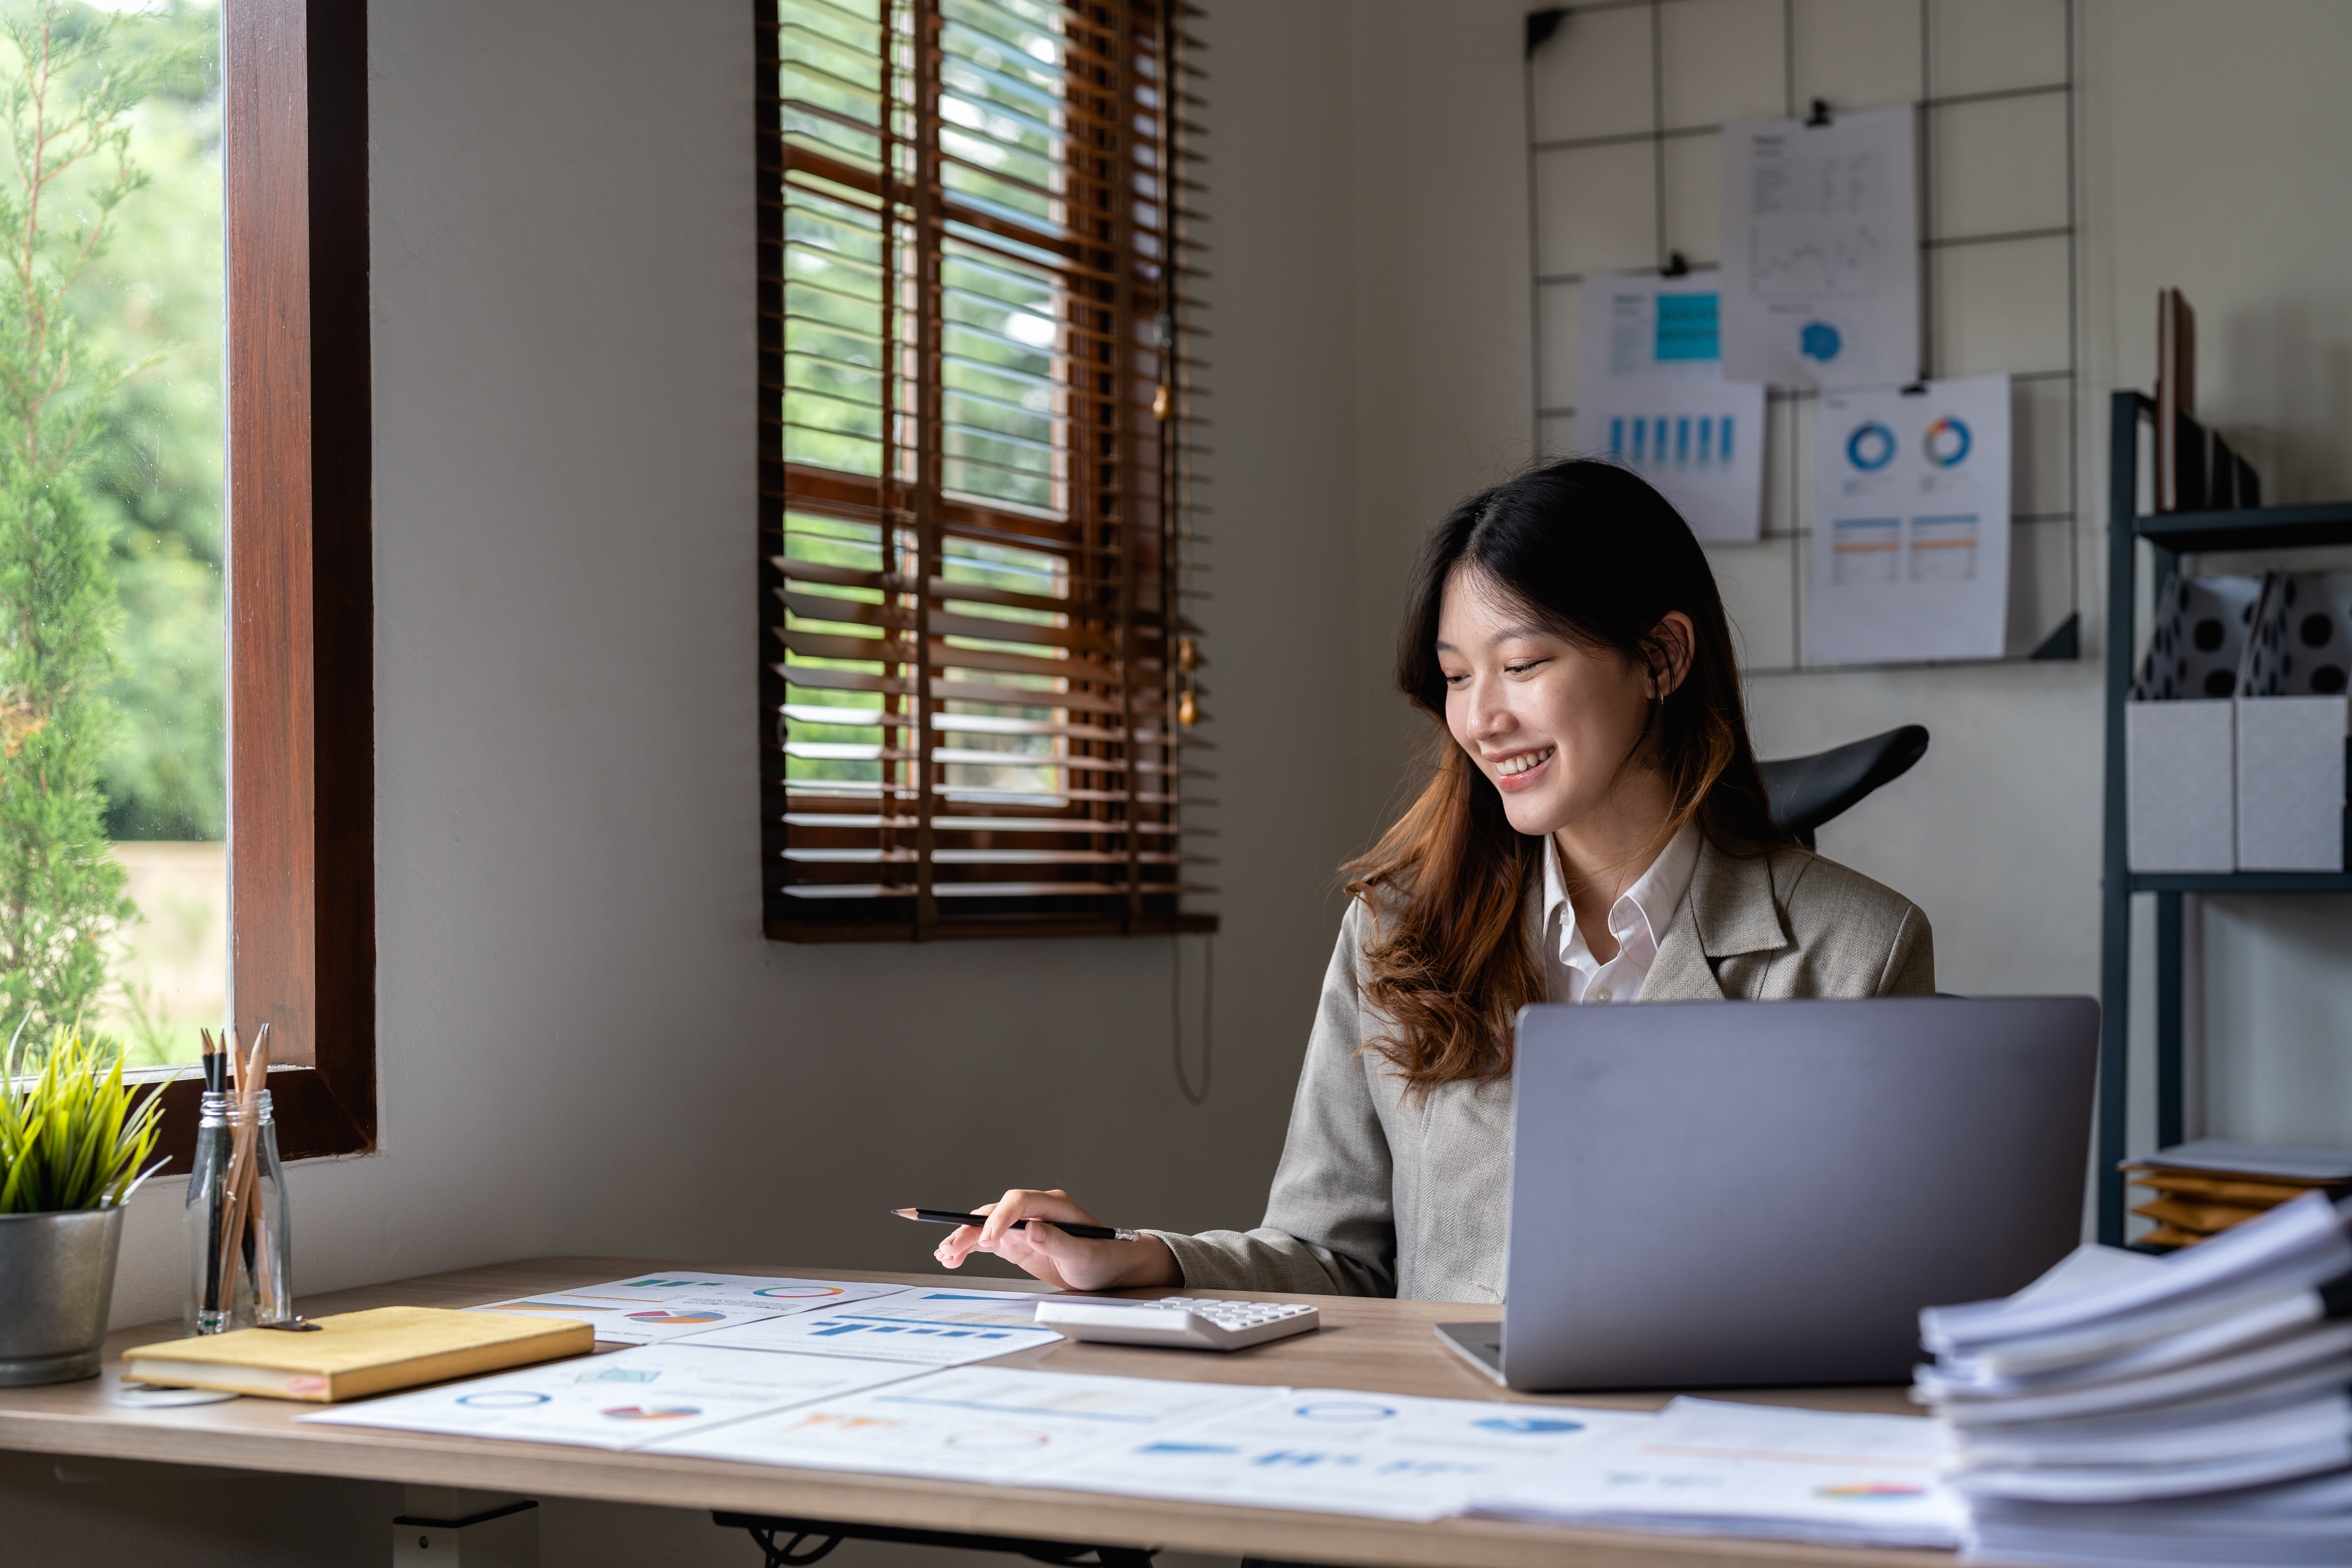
[1434,567,1664,840]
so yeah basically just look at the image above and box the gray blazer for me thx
[1148,841,1934,1305]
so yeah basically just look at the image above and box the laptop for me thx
[1436,995,2099,1391]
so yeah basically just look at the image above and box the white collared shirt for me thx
[1540,822,1701,1004]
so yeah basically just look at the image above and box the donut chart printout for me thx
[1041,1387,1655,1522]
[1719,103,1919,393]
[1465,1395,1966,1550]
[466,1275,915,1344]
[299,1343,916,1451]
[645,1366,1278,1483]
[1808,374,2012,665]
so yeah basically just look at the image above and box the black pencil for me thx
[892,1207,1127,1241]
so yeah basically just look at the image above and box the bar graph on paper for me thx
[1605,414,1739,474]
[1826,514,1981,587]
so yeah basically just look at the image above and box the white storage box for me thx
[2235,696,2348,870]
[2125,573,2262,873]
[2236,572,2352,871]
[2127,700,2237,872]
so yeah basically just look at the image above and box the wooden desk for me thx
[0,1258,1946,1568]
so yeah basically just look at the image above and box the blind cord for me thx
[1171,932,1213,1106]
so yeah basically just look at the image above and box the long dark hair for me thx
[1345,459,1791,1089]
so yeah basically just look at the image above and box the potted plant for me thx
[0,1028,166,1383]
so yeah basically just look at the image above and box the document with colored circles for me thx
[1040,1386,1653,1521]
[1465,1396,1966,1550]
[1808,374,2012,665]
[465,1274,912,1344]
[644,1364,1277,1482]
[300,1342,917,1450]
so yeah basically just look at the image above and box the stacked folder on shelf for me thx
[1914,1192,2352,1566]
[2126,1140,2352,1249]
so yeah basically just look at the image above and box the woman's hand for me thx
[933,1188,1181,1292]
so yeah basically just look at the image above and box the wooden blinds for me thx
[758,0,1214,941]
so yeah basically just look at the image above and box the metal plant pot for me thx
[0,1207,125,1384]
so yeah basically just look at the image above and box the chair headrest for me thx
[1757,725,1930,846]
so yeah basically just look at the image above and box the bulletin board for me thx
[1525,0,2080,674]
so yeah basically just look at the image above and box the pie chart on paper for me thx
[625,1310,728,1326]
[754,1285,847,1299]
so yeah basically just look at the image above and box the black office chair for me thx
[1758,725,1929,849]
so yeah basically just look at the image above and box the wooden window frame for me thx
[154,0,374,1169]
[759,0,1216,944]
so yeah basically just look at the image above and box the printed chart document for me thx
[1808,375,2010,664]
[300,1342,915,1451]
[648,1366,1272,1483]
[1574,271,1765,542]
[1046,1387,1653,1522]
[676,1291,1064,1368]
[1719,104,1918,391]
[468,1274,911,1345]
[1468,1396,1965,1550]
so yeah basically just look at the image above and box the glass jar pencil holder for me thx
[184,1089,292,1334]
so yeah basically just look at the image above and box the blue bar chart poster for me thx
[1574,272,1766,542]
[1808,375,2011,664]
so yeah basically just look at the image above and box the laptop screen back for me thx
[1504,996,2098,1391]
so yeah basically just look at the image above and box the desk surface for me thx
[0,1259,1944,1568]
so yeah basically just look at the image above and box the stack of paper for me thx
[2122,1141,2352,1250]
[1465,1397,1965,1550]
[1914,1193,2352,1565]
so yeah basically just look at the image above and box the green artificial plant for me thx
[0,1022,163,1212]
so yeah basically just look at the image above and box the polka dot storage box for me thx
[2236,572,2352,872]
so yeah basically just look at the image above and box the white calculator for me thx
[1034,1296,1321,1351]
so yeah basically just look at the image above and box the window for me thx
[0,1,372,1165]
[143,0,373,1166]
[761,0,1214,940]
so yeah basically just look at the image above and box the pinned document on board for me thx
[1808,375,2011,665]
[1576,271,1764,541]
[1719,104,1919,391]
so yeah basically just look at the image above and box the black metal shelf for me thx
[2127,872,2352,894]
[2097,389,2352,1245]
[2137,499,2352,553]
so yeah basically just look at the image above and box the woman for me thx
[936,460,1934,1302]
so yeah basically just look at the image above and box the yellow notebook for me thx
[121,1306,592,1402]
